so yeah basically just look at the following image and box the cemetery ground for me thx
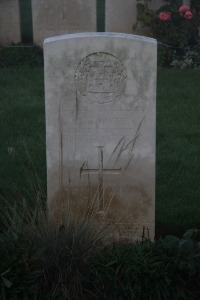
[0,62,200,298]
[0,65,200,238]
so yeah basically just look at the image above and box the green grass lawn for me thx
[156,68,200,237]
[0,67,46,205]
[0,65,200,238]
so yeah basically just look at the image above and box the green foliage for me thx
[1,199,200,300]
[34,219,106,300]
[0,191,106,300]
[170,43,200,69]
[97,0,105,32]
[153,4,199,48]
[0,44,43,67]
[135,3,155,37]
[1,66,200,236]
[0,52,200,298]
[0,202,41,299]
[0,190,200,299]
[0,66,46,201]
[156,69,200,236]
[89,231,200,300]
[137,3,155,26]
[0,147,46,299]
[191,0,200,13]
[157,44,174,67]
[136,0,200,67]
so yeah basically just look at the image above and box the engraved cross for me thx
[80,146,121,212]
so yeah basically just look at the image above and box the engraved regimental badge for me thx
[75,52,127,104]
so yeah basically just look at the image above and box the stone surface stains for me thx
[44,33,157,242]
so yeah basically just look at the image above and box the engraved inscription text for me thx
[75,52,127,104]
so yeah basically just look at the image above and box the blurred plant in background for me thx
[153,0,200,48]
[136,0,200,67]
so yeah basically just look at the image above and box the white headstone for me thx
[32,0,96,46]
[44,33,157,241]
[147,0,166,10]
[0,0,21,45]
[105,0,137,33]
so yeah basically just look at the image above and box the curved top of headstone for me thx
[44,32,157,46]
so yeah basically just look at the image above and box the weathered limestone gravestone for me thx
[105,0,137,33]
[44,33,157,241]
[32,0,96,46]
[0,0,21,45]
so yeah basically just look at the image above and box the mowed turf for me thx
[0,67,46,204]
[0,66,200,237]
[156,68,200,237]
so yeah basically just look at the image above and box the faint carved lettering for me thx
[75,52,127,104]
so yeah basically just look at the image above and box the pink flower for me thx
[159,12,171,21]
[179,4,190,13]
[184,10,193,19]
